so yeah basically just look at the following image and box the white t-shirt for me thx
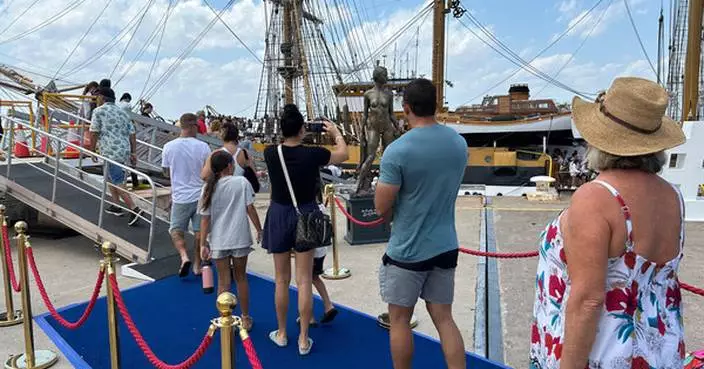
[199,176,254,251]
[162,137,211,204]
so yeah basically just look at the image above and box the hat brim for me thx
[572,96,686,156]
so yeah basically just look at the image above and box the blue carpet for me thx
[36,272,508,369]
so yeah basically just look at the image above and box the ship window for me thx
[668,153,686,169]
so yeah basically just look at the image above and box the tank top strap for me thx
[592,180,634,251]
[670,183,686,254]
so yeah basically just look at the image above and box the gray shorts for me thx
[379,263,455,307]
[170,201,201,233]
[211,247,254,260]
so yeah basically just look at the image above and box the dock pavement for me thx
[1,194,702,368]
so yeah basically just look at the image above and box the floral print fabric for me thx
[530,180,685,369]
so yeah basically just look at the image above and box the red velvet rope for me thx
[27,247,104,329]
[458,247,539,259]
[2,223,21,292]
[333,197,385,227]
[109,274,213,369]
[241,337,263,369]
[681,282,704,297]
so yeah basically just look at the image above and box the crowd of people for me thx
[83,75,691,369]
[552,148,596,190]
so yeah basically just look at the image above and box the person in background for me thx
[199,150,262,331]
[375,78,467,369]
[116,92,138,187]
[141,102,153,117]
[196,111,207,135]
[99,79,111,89]
[79,81,99,121]
[207,119,222,137]
[162,113,212,277]
[88,86,143,226]
[569,158,581,189]
[200,123,254,181]
[530,77,686,369]
[118,93,132,111]
[262,104,348,355]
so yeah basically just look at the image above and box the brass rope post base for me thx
[321,184,351,280]
[1,204,23,328]
[215,292,238,369]
[5,222,58,369]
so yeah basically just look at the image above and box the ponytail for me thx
[200,150,234,211]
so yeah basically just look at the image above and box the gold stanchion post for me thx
[5,221,58,369]
[102,242,121,369]
[0,205,23,327]
[216,292,238,369]
[322,184,351,280]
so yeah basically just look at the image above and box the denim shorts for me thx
[106,163,126,185]
[261,201,319,254]
[379,263,456,307]
[170,201,201,233]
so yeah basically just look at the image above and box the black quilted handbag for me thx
[278,145,332,251]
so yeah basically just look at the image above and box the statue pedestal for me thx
[342,195,390,245]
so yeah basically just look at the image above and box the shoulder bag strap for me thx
[277,144,300,214]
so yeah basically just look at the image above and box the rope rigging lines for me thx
[0,0,87,46]
[65,0,156,77]
[137,0,174,102]
[623,0,658,77]
[141,0,238,101]
[52,0,115,80]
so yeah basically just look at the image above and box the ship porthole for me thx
[484,155,492,163]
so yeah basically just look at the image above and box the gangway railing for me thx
[0,114,159,260]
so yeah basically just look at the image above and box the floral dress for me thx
[530,180,686,369]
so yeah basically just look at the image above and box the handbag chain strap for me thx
[277,144,301,215]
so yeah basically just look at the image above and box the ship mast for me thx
[431,0,448,112]
[683,0,704,120]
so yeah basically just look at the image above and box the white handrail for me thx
[1,114,159,260]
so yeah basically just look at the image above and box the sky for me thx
[0,0,661,119]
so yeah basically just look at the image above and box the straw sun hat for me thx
[572,77,685,156]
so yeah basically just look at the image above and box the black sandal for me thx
[178,261,192,278]
[320,308,338,324]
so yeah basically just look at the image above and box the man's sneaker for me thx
[128,207,144,226]
[105,205,125,216]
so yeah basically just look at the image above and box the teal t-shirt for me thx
[379,123,468,263]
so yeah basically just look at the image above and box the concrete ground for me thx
[3,194,703,369]
[493,197,704,369]
[0,195,480,367]
[0,235,142,369]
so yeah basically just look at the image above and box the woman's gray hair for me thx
[586,146,666,174]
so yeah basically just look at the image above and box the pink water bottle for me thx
[201,261,214,294]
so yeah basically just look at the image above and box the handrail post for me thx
[6,119,14,179]
[322,184,351,280]
[98,162,107,228]
[5,222,58,369]
[102,242,121,369]
[0,205,22,327]
[216,292,238,369]
[51,144,60,203]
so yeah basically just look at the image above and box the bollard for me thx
[216,292,238,369]
[0,205,23,328]
[5,221,58,369]
[322,184,351,280]
[102,242,121,369]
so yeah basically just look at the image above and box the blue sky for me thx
[0,0,660,118]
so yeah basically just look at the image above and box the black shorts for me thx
[313,256,325,276]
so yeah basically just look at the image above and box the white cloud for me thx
[558,0,578,14]
[0,0,660,118]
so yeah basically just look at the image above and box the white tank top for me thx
[220,147,245,177]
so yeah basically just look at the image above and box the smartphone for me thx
[305,121,325,133]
